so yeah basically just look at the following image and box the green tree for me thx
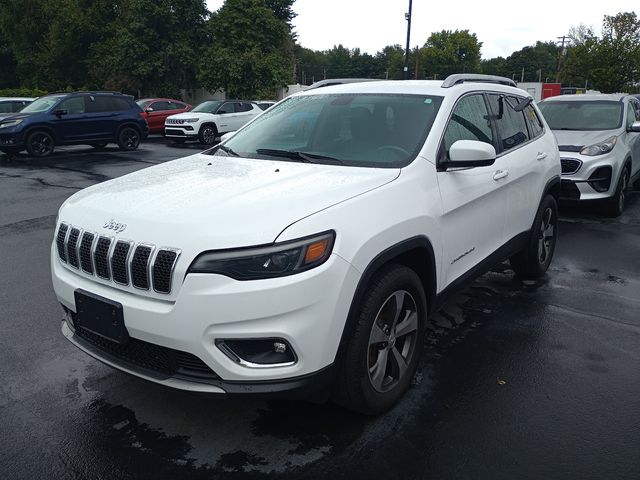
[563,12,640,92]
[375,45,405,80]
[199,0,293,98]
[88,0,209,97]
[421,30,482,79]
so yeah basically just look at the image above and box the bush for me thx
[0,88,48,98]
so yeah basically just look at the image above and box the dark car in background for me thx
[0,91,148,157]
[136,98,191,134]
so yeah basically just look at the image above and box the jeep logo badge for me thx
[103,219,127,234]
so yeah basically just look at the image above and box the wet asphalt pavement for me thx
[1,140,639,480]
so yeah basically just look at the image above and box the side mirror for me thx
[443,140,497,169]
[220,131,236,142]
[628,121,640,133]
[145,107,154,113]
[52,109,68,117]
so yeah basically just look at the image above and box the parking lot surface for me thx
[1,140,639,480]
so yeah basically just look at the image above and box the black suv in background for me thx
[0,92,148,157]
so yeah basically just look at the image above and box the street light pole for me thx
[403,0,413,80]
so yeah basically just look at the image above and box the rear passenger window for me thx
[524,104,544,138]
[441,94,494,160]
[234,102,252,112]
[150,101,170,111]
[487,94,530,151]
[111,97,131,111]
[168,101,186,110]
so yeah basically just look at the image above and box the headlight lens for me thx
[188,231,335,280]
[0,119,23,129]
[580,136,617,156]
[182,118,199,123]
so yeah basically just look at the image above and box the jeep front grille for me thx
[165,119,184,124]
[56,223,180,294]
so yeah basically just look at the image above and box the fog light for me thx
[216,338,297,367]
[588,166,612,192]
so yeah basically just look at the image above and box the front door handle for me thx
[536,152,548,161]
[493,170,509,181]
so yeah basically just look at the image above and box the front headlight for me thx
[187,231,335,280]
[182,118,199,123]
[580,136,617,156]
[0,119,23,129]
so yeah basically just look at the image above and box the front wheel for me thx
[604,167,629,217]
[198,124,217,145]
[117,127,141,151]
[26,131,55,157]
[332,264,427,415]
[510,194,558,279]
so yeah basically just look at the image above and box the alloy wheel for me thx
[367,290,419,393]
[30,133,53,156]
[537,207,555,264]
[202,127,216,144]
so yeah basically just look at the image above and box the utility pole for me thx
[414,46,420,79]
[555,35,569,83]
[403,0,413,80]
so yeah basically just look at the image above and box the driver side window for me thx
[441,94,493,160]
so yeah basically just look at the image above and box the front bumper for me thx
[0,127,25,148]
[164,125,197,139]
[559,151,624,201]
[52,245,360,393]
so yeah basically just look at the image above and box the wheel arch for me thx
[24,125,59,143]
[118,122,142,135]
[334,236,437,365]
[199,122,218,133]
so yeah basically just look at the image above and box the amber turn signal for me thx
[304,239,329,264]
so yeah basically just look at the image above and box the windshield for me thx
[192,101,223,113]
[20,95,65,113]
[212,93,443,167]
[538,100,623,131]
[136,99,153,109]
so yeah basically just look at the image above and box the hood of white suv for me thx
[553,129,620,148]
[59,154,399,250]
[166,112,212,121]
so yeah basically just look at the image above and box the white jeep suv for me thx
[164,99,262,145]
[52,75,561,414]
[538,94,640,216]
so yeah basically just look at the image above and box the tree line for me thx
[1,1,638,98]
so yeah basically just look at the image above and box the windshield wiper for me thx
[255,148,344,165]
[217,144,240,156]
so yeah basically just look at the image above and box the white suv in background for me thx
[538,94,640,216]
[164,99,262,145]
[52,75,561,415]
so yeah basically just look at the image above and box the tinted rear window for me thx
[538,100,623,130]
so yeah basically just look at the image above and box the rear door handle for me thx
[493,170,509,181]
[536,152,548,161]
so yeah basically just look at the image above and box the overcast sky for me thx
[206,0,638,59]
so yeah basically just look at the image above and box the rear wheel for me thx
[510,194,558,279]
[333,264,427,415]
[26,130,55,157]
[117,127,141,151]
[198,124,217,145]
[604,167,629,217]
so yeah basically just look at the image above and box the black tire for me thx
[332,264,427,415]
[198,124,217,145]
[604,167,630,217]
[117,126,141,151]
[173,138,186,144]
[25,130,55,157]
[90,142,108,149]
[510,194,558,279]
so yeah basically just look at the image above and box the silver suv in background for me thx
[538,94,640,216]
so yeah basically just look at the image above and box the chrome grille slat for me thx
[94,236,113,279]
[111,241,133,285]
[67,228,81,268]
[55,224,180,295]
[56,223,69,263]
[79,232,95,274]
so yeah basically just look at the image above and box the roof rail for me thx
[45,91,126,96]
[441,74,516,88]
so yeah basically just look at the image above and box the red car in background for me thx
[136,98,191,134]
